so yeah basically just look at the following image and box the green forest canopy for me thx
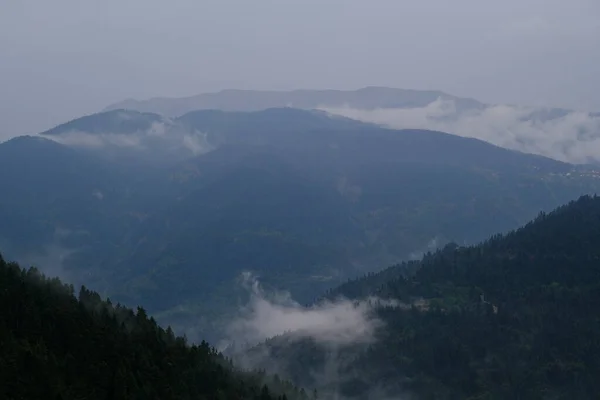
[250,195,600,399]
[0,255,311,400]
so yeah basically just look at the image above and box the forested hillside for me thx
[0,256,306,400]
[4,108,600,343]
[247,195,600,399]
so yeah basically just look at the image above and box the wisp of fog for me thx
[223,272,410,400]
[222,272,390,349]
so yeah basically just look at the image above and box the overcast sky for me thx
[1,0,599,136]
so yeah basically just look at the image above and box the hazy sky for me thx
[2,0,599,136]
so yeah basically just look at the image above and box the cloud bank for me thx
[321,98,600,164]
[223,272,391,349]
[223,272,408,399]
[46,122,214,158]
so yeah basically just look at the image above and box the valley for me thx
[238,195,600,399]
[4,2,600,398]
[2,106,600,345]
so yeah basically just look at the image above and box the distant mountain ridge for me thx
[39,106,572,171]
[5,107,600,343]
[104,86,484,117]
[38,108,374,164]
[103,86,600,164]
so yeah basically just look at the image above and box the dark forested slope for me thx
[251,195,600,400]
[0,256,306,400]
[6,108,600,343]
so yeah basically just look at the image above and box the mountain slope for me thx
[5,108,600,343]
[103,87,600,164]
[41,109,167,136]
[0,255,306,400]
[39,109,201,164]
[248,195,600,399]
[0,136,135,263]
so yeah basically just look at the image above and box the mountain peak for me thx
[40,109,166,136]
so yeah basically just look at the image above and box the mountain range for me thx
[4,86,600,398]
[2,106,600,343]
[104,86,600,164]
[104,87,483,117]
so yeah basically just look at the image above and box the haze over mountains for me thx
[105,86,600,164]
[4,1,600,398]
[3,91,600,398]
[3,101,600,345]
[105,87,482,116]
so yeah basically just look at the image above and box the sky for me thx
[1,0,600,137]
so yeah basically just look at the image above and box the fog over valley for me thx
[2,1,600,399]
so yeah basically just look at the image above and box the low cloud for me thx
[223,272,388,349]
[47,130,144,149]
[182,131,213,155]
[224,272,408,399]
[321,98,600,164]
[46,123,214,157]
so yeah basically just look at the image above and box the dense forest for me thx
[0,255,309,400]
[3,109,600,344]
[3,196,600,399]
[247,195,600,399]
